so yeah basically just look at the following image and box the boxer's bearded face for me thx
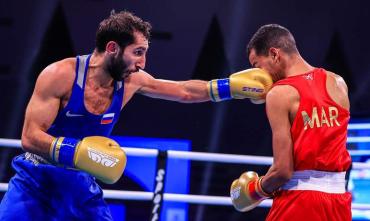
[121,32,149,78]
[107,49,128,81]
[106,32,148,80]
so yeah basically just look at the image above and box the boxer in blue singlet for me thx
[0,10,272,220]
[0,54,124,220]
[0,11,213,220]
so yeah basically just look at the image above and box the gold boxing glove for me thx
[230,171,271,212]
[208,68,273,102]
[50,136,126,184]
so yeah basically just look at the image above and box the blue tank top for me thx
[47,55,124,139]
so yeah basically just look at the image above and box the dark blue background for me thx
[1,1,370,220]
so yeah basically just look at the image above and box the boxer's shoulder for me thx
[35,58,76,98]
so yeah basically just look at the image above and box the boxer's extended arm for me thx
[133,70,209,103]
[133,69,272,103]
[262,86,295,193]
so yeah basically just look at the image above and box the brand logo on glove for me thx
[87,147,119,167]
[242,87,264,93]
[230,186,241,200]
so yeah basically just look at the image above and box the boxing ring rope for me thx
[1,138,369,169]
[0,183,369,210]
[1,138,370,211]
[348,123,370,130]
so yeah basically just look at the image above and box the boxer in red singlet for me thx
[230,24,351,221]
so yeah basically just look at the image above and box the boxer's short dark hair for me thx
[95,10,152,52]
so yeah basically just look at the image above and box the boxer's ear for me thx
[106,41,119,54]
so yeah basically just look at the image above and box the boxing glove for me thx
[208,68,273,102]
[230,171,271,212]
[50,136,126,184]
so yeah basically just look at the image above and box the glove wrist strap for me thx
[50,137,79,167]
[249,176,273,200]
[208,79,232,102]
[255,176,273,198]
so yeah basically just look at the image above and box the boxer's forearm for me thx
[21,128,55,159]
[262,165,292,193]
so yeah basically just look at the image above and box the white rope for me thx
[104,189,152,201]
[348,150,370,156]
[0,138,21,148]
[352,203,370,210]
[2,137,370,152]
[124,147,158,157]
[167,150,273,165]
[0,138,369,169]
[348,123,370,130]
[0,183,6,192]
[0,183,368,210]
[352,162,370,170]
[347,137,370,143]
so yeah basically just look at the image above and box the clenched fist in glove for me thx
[50,136,126,184]
[208,68,272,102]
[230,171,272,212]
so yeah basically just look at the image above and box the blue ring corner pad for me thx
[109,136,190,221]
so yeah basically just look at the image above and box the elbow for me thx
[21,132,35,152]
[275,170,293,184]
[21,136,32,152]
[270,165,293,185]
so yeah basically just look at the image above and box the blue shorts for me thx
[0,154,113,221]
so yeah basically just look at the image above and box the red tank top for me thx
[273,68,351,172]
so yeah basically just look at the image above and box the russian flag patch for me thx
[101,113,115,124]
